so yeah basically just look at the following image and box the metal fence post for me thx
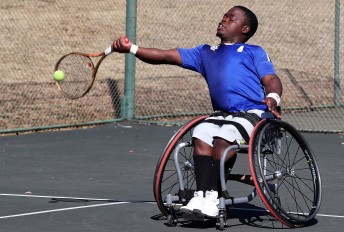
[122,0,137,119]
[334,0,341,106]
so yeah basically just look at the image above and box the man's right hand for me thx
[112,36,132,53]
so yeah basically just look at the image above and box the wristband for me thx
[267,93,281,106]
[130,44,138,55]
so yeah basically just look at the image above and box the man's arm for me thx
[112,36,182,65]
[261,74,283,118]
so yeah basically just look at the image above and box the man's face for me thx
[216,7,248,43]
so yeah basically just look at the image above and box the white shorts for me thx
[192,110,264,146]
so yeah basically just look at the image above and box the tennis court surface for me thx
[0,122,343,232]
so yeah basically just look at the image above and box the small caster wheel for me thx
[167,214,177,227]
[216,217,226,231]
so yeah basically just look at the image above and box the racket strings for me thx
[57,54,94,98]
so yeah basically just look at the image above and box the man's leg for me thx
[196,138,237,218]
[193,138,213,192]
[180,138,213,218]
[209,138,237,191]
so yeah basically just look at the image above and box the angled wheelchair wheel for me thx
[249,119,322,227]
[153,116,208,216]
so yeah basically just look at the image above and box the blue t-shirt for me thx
[178,44,276,112]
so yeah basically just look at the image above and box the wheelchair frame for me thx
[153,116,322,230]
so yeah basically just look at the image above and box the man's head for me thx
[216,6,258,43]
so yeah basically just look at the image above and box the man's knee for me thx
[212,138,236,160]
[193,138,213,156]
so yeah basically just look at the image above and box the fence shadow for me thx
[107,78,122,118]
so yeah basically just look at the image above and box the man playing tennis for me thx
[113,5,282,219]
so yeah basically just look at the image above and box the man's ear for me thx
[242,25,250,34]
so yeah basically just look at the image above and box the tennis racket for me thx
[54,36,129,99]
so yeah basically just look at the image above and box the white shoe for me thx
[200,190,219,218]
[180,190,204,214]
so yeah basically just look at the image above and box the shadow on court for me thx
[0,122,343,232]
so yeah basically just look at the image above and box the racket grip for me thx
[104,46,113,56]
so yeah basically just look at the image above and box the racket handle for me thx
[104,46,113,56]
[106,36,129,55]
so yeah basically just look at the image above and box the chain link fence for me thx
[1,0,343,133]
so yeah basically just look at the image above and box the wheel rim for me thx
[153,116,207,215]
[249,119,322,226]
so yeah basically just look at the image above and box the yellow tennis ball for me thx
[53,70,65,81]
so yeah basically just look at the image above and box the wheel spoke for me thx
[249,119,322,227]
[154,116,207,216]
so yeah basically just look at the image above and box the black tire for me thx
[217,217,225,231]
[166,214,177,227]
[249,119,322,227]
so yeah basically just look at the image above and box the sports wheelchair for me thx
[153,114,322,230]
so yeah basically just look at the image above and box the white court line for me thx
[0,201,129,219]
[0,193,115,201]
[229,207,344,219]
[0,193,130,219]
[1,193,343,219]
[313,213,344,219]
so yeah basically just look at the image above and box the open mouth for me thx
[217,23,225,30]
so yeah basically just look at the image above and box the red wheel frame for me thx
[153,116,208,215]
[249,119,322,227]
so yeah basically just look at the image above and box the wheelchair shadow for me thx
[229,204,283,229]
[151,203,318,229]
[151,214,218,229]
[232,203,319,229]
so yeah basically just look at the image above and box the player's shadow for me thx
[229,204,286,229]
[151,203,318,229]
[107,78,121,118]
[232,204,318,229]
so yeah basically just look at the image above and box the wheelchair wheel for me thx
[153,116,208,216]
[249,119,322,227]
